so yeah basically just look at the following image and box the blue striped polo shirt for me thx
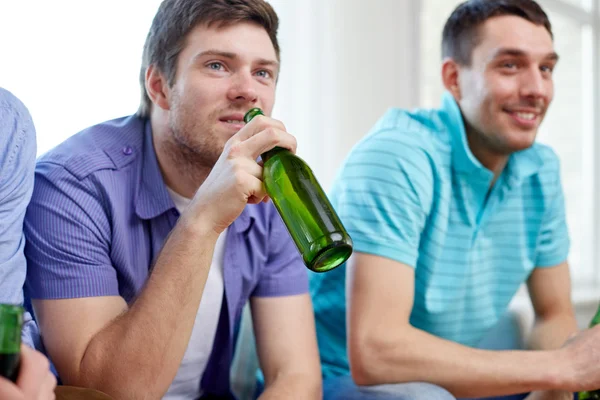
[310,92,570,378]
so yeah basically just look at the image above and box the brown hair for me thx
[137,0,280,118]
[442,0,552,66]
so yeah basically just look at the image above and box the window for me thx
[420,0,600,290]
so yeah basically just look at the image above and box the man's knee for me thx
[323,376,456,400]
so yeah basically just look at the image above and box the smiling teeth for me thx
[515,112,535,120]
[226,120,243,124]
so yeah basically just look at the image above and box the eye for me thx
[540,65,554,74]
[502,62,517,69]
[256,70,272,79]
[207,62,224,71]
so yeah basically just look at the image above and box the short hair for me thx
[137,0,280,118]
[441,0,553,66]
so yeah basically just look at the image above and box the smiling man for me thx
[310,1,600,399]
[23,1,321,399]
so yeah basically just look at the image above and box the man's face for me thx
[457,16,558,154]
[166,22,279,168]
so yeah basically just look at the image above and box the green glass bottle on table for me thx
[0,304,23,382]
[579,303,600,399]
[244,108,352,273]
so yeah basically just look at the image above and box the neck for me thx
[464,123,509,186]
[151,114,212,199]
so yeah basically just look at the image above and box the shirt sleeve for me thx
[0,89,36,305]
[331,130,435,268]
[24,162,119,299]
[535,156,570,268]
[252,204,309,297]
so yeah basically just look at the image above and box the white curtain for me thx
[270,0,421,188]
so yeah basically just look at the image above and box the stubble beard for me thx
[164,117,224,188]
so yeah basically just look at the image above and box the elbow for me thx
[76,347,165,400]
[348,331,395,386]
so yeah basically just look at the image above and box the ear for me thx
[145,64,171,111]
[441,58,462,101]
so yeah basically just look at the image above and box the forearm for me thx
[526,312,578,400]
[353,325,566,398]
[78,218,217,398]
[528,312,578,351]
[259,373,321,400]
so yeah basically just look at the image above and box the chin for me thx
[505,139,536,153]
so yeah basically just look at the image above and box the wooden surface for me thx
[55,385,114,400]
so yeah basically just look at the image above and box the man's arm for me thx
[527,262,577,351]
[253,294,322,400]
[347,252,583,398]
[33,218,218,399]
[0,88,36,305]
[30,116,298,400]
[525,262,578,400]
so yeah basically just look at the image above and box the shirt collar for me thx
[440,91,490,178]
[440,91,543,184]
[134,119,175,220]
[505,147,544,187]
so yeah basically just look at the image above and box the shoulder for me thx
[0,88,36,185]
[36,115,146,181]
[337,107,450,198]
[0,87,32,120]
[346,107,448,169]
[0,88,36,170]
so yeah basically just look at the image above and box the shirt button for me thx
[122,146,133,155]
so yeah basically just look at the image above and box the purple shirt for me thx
[24,115,308,397]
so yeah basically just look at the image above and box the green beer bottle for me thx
[0,304,23,382]
[244,108,353,273]
[578,303,600,399]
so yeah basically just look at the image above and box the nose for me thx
[520,66,548,100]
[227,70,258,104]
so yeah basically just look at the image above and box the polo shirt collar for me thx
[440,91,543,184]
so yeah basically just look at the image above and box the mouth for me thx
[504,109,541,128]
[218,114,246,130]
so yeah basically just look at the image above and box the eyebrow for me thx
[490,47,560,62]
[193,49,280,69]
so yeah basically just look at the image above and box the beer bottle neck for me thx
[262,146,288,163]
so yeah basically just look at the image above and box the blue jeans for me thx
[323,376,456,400]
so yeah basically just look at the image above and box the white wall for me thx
[270,0,421,189]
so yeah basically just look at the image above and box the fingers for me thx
[17,345,52,399]
[246,175,268,204]
[242,127,297,160]
[234,115,286,142]
[0,376,24,400]
[38,371,56,400]
[227,115,297,160]
[230,158,262,180]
